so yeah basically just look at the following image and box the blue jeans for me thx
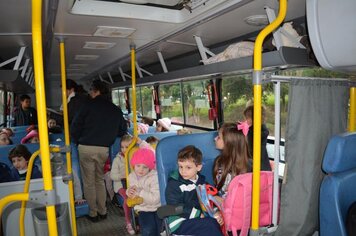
[138,211,162,236]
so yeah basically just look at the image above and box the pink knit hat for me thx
[21,130,39,144]
[138,123,149,134]
[130,148,156,170]
[157,118,171,131]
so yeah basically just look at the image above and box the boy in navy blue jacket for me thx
[165,145,222,236]
[9,144,42,181]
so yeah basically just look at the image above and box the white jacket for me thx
[110,153,126,192]
[127,169,161,212]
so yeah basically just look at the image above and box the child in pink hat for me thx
[156,117,171,132]
[126,148,161,235]
[138,123,149,134]
[21,130,39,144]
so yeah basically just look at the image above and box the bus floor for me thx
[77,201,137,236]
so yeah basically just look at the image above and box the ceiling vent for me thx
[83,41,116,50]
[93,26,136,38]
[75,55,100,60]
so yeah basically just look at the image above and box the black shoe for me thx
[98,213,107,220]
[86,215,99,223]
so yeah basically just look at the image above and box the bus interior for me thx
[0,0,355,236]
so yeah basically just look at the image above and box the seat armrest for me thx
[157,205,183,219]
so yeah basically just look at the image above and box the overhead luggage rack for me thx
[113,47,315,87]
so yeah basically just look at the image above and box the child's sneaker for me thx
[126,223,135,235]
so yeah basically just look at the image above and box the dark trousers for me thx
[174,217,223,236]
[138,211,162,236]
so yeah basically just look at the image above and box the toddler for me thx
[126,148,161,236]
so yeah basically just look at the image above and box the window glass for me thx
[159,83,183,124]
[112,89,127,114]
[221,74,288,138]
[140,86,156,119]
[0,90,4,125]
[182,80,213,129]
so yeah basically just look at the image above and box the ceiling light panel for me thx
[93,26,136,38]
[83,41,116,50]
[75,55,100,60]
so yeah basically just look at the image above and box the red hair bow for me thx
[237,121,250,137]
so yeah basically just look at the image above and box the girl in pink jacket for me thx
[126,148,161,236]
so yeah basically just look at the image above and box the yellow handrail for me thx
[126,45,138,188]
[32,0,58,234]
[251,0,287,233]
[131,45,138,138]
[19,149,40,236]
[0,193,29,217]
[349,87,356,132]
[59,40,78,236]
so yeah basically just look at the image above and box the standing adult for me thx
[13,94,37,126]
[70,80,127,222]
[65,79,89,125]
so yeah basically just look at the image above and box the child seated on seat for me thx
[165,145,223,236]
[126,148,161,236]
[156,118,171,132]
[21,130,39,144]
[110,134,141,235]
[0,131,12,145]
[8,144,42,181]
[177,127,192,135]
[48,118,62,134]
[213,122,252,197]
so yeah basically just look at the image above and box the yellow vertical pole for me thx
[59,39,78,236]
[130,44,138,138]
[250,0,287,234]
[32,0,58,235]
[349,87,356,132]
[125,44,138,187]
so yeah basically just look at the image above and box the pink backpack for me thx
[222,171,273,236]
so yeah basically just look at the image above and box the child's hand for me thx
[127,186,137,198]
[213,211,224,226]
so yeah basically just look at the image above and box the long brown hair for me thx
[213,122,250,190]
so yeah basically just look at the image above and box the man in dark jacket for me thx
[13,94,37,126]
[71,80,127,222]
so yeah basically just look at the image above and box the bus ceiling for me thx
[0,70,34,94]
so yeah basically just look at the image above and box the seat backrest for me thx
[155,131,220,204]
[320,132,356,236]
[223,171,273,236]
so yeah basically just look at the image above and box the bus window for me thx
[112,89,127,114]
[0,90,4,125]
[182,80,213,129]
[222,73,289,139]
[159,83,183,124]
[140,86,156,119]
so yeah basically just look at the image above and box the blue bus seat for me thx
[10,130,28,144]
[155,131,219,204]
[127,126,156,135]
[320,132,356,236]
[10,125,29,132]
[49,133,64,142]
